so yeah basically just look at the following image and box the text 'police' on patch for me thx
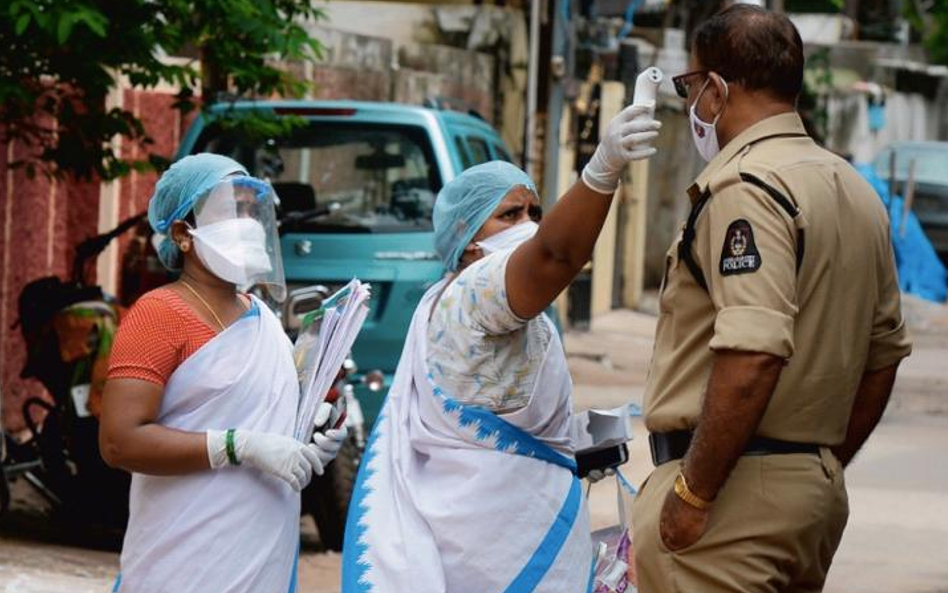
[719,218,761,276]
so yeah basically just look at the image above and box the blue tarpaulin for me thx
[857,164,948,303]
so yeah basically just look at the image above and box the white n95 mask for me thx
[689,77,728,162]
[477,221,539,255]
[190,218,273,286]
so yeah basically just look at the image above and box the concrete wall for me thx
[320,1,437,49]
[308,26,395,101]
[314,1,527,156]
[396,44,495,120]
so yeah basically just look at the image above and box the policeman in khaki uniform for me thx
[631,6,912,593]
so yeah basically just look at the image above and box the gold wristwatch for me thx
[674,471,712,510]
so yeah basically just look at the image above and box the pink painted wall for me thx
[0,89,190,433]
[0,135,100,432]
[114,91,193,275]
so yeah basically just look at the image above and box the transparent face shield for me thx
[189,176,287,303]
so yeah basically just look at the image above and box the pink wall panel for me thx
[1,89,189,432]
[0,135,99,432]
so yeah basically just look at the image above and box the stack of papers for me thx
[293,279,371,441]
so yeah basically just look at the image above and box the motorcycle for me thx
[1,215,143,527]
[0,383,38,518]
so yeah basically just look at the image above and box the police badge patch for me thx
[719,219,761,276]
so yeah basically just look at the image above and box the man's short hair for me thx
[692,4,804,103]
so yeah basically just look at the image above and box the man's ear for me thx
[709,72,729,117]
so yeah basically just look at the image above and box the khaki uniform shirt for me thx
[644,112,912,445]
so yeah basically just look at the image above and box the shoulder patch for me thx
[719,219,761,276]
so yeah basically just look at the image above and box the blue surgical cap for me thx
[147,153,248,270]
[433,161,536,271]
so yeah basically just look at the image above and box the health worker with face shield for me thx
[341,104,661,593]
[99,153,347,593]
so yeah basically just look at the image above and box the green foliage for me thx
[0,0,324,180]
[905,0,948,66]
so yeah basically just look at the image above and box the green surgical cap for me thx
[147,153,248,270]
[433,161,536,271]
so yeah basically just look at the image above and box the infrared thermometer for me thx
[630,66,663,152]
[632,66,664,116]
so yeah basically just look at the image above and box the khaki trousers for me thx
[632,449,849,593]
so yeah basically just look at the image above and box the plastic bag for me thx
[591,470,638,592]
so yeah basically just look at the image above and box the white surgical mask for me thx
[189,218,273,286]
[689,77,728,162]
[477,221,539,255]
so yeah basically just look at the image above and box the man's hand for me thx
[658,487,709,552]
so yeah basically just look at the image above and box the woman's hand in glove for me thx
[309,402,349,468]
[581,103,661,194]
[206,429,321,491]
[585,467,617,484]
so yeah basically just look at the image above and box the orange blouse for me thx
[107,287,217,386]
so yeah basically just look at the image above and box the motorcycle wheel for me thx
[302,433,363,551]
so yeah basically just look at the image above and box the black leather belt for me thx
[649,430,820,467]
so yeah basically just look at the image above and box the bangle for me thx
[674,471,712,510]
[225,429,240,466]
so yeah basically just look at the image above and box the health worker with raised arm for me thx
[99,153,347,593]
[341,104,661,593]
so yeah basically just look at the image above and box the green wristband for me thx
[225,429,240,466]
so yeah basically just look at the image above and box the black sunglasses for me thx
[672,70,710,99]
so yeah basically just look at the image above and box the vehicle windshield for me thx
[195,122,442,233]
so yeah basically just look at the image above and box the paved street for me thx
[1,300,946,592]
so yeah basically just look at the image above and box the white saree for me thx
[342,280,593,593]
[115,298,301,593]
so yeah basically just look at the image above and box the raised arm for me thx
[506,104,660,319]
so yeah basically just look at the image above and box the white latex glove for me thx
[581,103,661,194]
[206,429,322,491]
[309,402,349,469]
